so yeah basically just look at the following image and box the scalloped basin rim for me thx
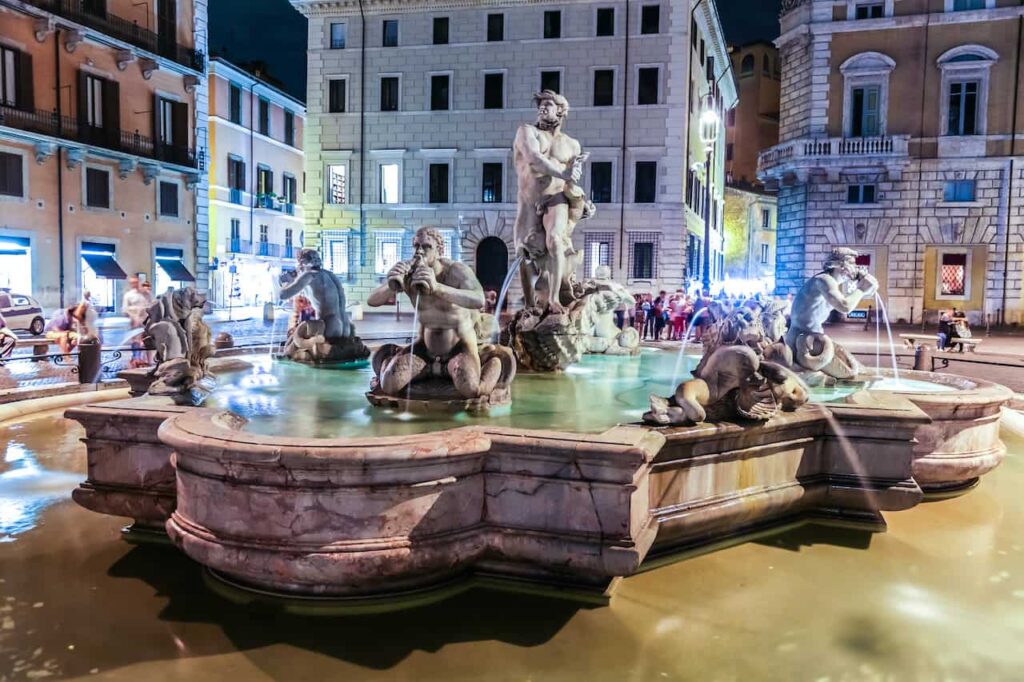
[855,369,1013,404]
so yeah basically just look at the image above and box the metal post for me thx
[702,152,712,295]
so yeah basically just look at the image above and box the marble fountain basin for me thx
[64,356,1013,605]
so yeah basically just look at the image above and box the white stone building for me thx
[288,0,736,303]
[760,0,1024,325]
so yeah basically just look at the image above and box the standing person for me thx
[122,278,149,368]
[641,295,654,339]
[670,290,687,341]
[653,290,667,341]
[691,294,708,342]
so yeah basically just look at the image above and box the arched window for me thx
[937,45,998,137]
[840,52,896,137]
[762,54,770,75]
[740,54,754,76]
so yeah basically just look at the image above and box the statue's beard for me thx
[536,115,562,132]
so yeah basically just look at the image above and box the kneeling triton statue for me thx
[366,227,515,411]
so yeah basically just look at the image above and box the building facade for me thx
[761,0,1024,324]
[0,0,208,312]
[726,41,780,188]
[723,185,777,287]
[289,0,736,304]
[207,58,305,307]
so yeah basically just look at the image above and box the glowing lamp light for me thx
[699,96,720,149]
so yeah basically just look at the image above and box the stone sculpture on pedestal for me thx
[786,247,878,383]
[277,248,370,364]
[143,287,215,405]
[366,227,516,411]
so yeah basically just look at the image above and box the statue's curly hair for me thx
[415,227,446,257]
[533,90,570,119]
[297,248,323,269]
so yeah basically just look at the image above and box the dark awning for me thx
[82,253,128,279]
[157,258,196,282]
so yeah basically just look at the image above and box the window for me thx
[591,162,613,203]
[634,162,657,203]
[158,97,175,145]
[761,208,771,229]
[939,252,968,297]
[330,22,346,49]
[258,98,270,136]
[596,7,615,36]
[328,165,347,204]
[83,167,110,208]
[329,78,347,113]
[429,163,449,203]
[951,0,985,9]
[229,84,242,124]
[431,74,450,111]
[285,228,294,249]
[227,156,245,192]
[630,234,657,279]
[726,144,734,162]
[284,111,295,147]
[283,174,298,205]
[947,81,979,136]
[0,151,24,198]
[380,163,400,204]
[382,20,398,47]
[544,11,561,39]
[763,55,771,75]
[850,85,880,137]
[380,77,399,111]
[375,231,403,274]
[482,163,503,203]
[593,69,614,106]
[230,219,241,241]
[257,166,273,196]
[740,54,754,76]
[484,73,504,109]
[1,47,21,108]
[847,184,877,204]
[323,231,350,275]
[760,244,770,264]
[640,5,660,34]
[487,13,504,41]
[637,67,659,105]
[944,179,976,202]
[854,2,885,18]
[85,75,104,128]
[433,17,449,45]
[159,181,179,218]
[259,224,269,245]
[541,70,561,94]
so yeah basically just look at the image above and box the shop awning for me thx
[0,237,30,256]
[81,253,128,279]
[157,258,196,282]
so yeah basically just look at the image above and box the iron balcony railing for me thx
[0,104,197,167]
[226,238,253,255]
[254,196,297,215]
[229,188,244,205]
[22,0,204,71]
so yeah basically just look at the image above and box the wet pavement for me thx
[1,408,1024,681]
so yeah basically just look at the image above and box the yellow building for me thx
[207,58,305,307]
[0,0,207,313]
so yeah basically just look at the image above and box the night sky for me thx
[209,0,782,101]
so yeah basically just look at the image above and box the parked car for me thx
[0,291,46,336]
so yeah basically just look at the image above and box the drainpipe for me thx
[911,8,932,325]
[1000,14,1022,325]
[617,0,632,275]
[55,28,65,308]
[358,0,367,270]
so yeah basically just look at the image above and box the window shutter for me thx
[153,93,162,158]
[172,101,188,155]
[77,71,89,129]
[103,79,120,147]
[15,51,34,112]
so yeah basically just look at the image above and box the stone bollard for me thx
[913,343,931,371]
[77,338,102,384]
[263,302,275,323]
[214,332,234,350]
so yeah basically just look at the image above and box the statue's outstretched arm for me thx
[821,277,864,314]
[367,281,396,308]
[278,271,314,300]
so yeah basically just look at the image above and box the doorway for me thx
[476,237,509,297]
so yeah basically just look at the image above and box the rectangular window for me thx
[591,162,613,203]
[940,252,968,296]
[259,224,269,244]
[330,22,346,49]
[481,162,503,203]
[85,167,110,208]
[284,111,295,146]
[258,98,270,136]
[634,161,657,203]
[431,74,450,111]
[0,151,24,197]
[640,5,661,34]
[158,97,174,145]
[229,83,242,124]
[631,241,655,279]
[323,232,350,275]
[637,67,659,105]
[541,70,561,94]
[544,10,561,39]
[380,77,399,111]
[596,8,615,36]
[948,81,979,136]
[328,78,347,113]
[283,174,297,205]
[433,17,449,45]
[285,228,294,247]
[847,184,877,204]
[726,143,734,162]
[380,163,400,204]
[593,69,614,106]
[382,20,398,47]
[0,47,18,108]
[328,165,347,204]
[429,163,449,203]
[944,179,976,202]
[487,13,504,41]
[850,85,880,137]
[854,2,885,18]
[952,0,985,10]
[584,233,614,278]
[761,208,771,229]
[85,75,104,128]
[257,166,273,196]
[760,244,769,264]
[159,181,179,217]
[230,218,241,241]
[484,73,504,109]
[375,231,403,274]
[227,156,245,192]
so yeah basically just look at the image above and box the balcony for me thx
[0,104,197,167]
[229,188,243,205]
[254,195,297,215]
[255,242,287,258]
[22,0,204,71]
[226,238,253,255]
[758,135,910,184]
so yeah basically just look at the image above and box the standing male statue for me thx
[786,247,879,380]
[513,91,595,313]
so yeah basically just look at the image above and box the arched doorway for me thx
[476,236,509,299]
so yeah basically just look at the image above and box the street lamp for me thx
[698,95,720,296]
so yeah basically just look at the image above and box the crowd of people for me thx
[623,290,792,342]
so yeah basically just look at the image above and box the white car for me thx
[0,291,46,336]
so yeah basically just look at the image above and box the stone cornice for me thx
[290,0,609,18]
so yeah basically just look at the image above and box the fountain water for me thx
[405,295,421,410]
[670,307,708,388]
[874,293,901,384]
[492,255,524,342]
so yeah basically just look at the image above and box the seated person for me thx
[937,310,952,350]
[950,316,972,353]
[0,311,16,360]
[45,306,85,355]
